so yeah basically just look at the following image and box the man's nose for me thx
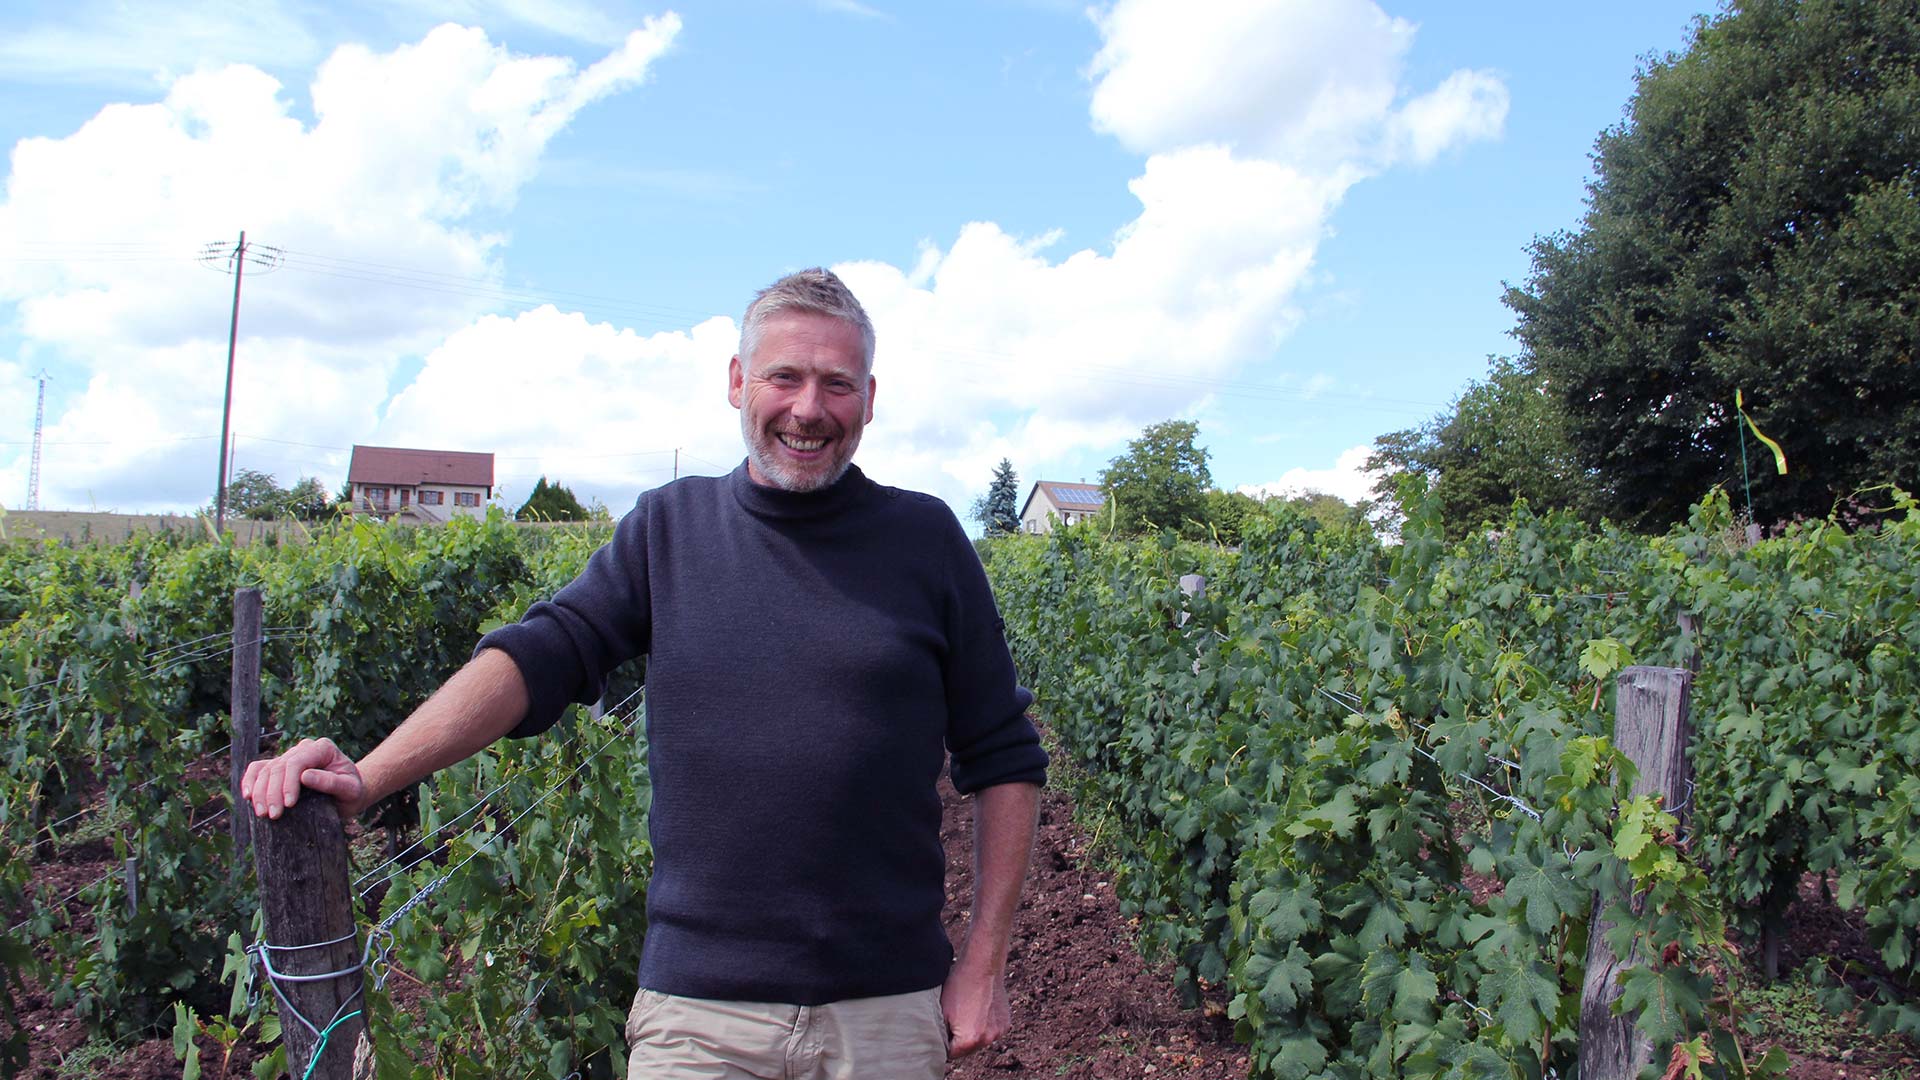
[789,380,826,420]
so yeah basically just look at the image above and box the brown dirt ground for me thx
[940,776,1248,1079]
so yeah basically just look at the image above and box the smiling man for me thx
[730,279,875,493]
[243,268,1047,1079]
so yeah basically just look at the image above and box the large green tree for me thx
[1507,0,1920,529]
[1369,357,1591,539]
[1101,420,1212,537]
[516,477,589,522]
[970,458,1022,536]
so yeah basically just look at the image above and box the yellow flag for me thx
[1735,389,1788,474]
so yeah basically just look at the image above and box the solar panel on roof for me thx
[1055,487,1104,506]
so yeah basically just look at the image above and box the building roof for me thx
[1020,480,1106,520]
[348,445,494,488]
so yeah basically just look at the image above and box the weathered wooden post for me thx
[251,796,373,1080]
[232,587,263,889]
[1578,665,1694,1079]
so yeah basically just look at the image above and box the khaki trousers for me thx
[624,985,948,1079]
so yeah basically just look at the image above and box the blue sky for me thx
[0,0,1714,522]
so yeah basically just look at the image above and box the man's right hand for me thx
[242,737,367,820]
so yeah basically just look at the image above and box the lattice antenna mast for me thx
[199,232,284,532]
[27,370,49,511]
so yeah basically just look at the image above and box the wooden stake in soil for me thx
[1578,665,1694,1080]
[231,587,263,890]
[251,795,372,1080]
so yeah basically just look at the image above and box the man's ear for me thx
[864,374,876,424]
[728,355,745,409]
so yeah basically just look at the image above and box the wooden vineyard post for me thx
[251,796,373,1080]
[231,587,263,890]
[1578,665,1694,1080]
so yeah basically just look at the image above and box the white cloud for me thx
[3,1,1504,517]
[1386,69,1511,165]
[251,0,1497,511]
[1088,0,1506,171]
[813,147,1339,502]
[763,0,1508,508]
[376,306,741,507]
[0,19,680,511]
[1239,443,1379,504]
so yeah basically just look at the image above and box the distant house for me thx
[1019,481,1105,534]
[346,445,494,522]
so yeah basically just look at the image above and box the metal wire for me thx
[352,684,645,897]
[361,704,645,987]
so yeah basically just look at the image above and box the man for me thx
[243,268,1047,1079]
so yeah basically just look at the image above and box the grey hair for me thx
[738,267,876,373]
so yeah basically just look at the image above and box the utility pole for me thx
[215,230,246,533]
[200,233,283,533]
[27,370,48,511]
[673,448,679,480]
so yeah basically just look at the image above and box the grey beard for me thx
[740,412,856,493]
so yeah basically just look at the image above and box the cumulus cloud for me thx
[0,18,680,511]
[1386,69,1511,165]
[1239,443,1379,504]
[780,0,1510,506]
[1089,0,1507,171]
[377,307,741,505]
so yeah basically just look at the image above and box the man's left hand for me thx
[940,957,1010,1058]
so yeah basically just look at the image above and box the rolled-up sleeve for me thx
[940,523,1048,794]
[476,497,653,738]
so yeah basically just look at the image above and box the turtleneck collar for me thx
[728,459,873,521]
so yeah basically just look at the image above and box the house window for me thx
[454,492,480,507]
[364,486,388,507]
[399,489,410,506]
[418,490,444,506]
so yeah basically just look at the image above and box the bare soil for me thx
[940,776,1247,1079]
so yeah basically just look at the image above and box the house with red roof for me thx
[346,445,494,522]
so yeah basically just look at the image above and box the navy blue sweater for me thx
[477,463,1047,1004]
